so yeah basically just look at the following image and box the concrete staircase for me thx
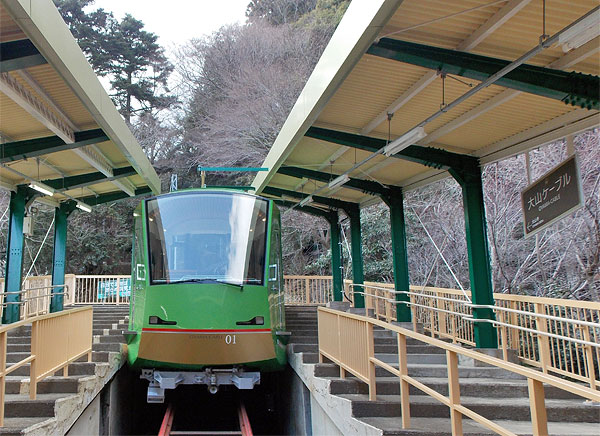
[285,305,600,436]
[1,305,129,436]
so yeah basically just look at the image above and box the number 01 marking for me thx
[225,335,236,345]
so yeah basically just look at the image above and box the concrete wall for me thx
[282,367,313,435]
[67,366,134,435]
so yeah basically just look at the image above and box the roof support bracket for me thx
[367,38,600,110]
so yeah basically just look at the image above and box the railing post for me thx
[0,331,7,426]
[534,303,551,373]
[305,278,310,304]
[29,321,38,400]
[116,278,121,305]
[366,322,376,401]
[447,350,463,436]
[581,325,597,390]
[437,296,447,337]
[397,333,410,429]
[527,378,548,436]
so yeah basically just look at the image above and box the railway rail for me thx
[158,401,253,436]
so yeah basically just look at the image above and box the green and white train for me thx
[124,189,288,402]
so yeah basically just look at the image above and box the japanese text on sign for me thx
[521,155,583,238]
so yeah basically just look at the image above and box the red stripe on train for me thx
[142,328,271,333]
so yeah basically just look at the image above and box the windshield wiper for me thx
[171,278,243,288]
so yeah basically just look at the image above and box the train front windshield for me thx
[146,193,269,286]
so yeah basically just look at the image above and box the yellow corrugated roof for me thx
[0,0,160,207]
[253,0,600,207]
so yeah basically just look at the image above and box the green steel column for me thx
[327,211,343,302]
[450,167,498,348]
[382,188,411,322]
[50,202,76,313]
[2,187,32,324]
[344,204,365,308]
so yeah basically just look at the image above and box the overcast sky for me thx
[92,0,249,49]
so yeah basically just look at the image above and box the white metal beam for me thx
[361,0,531,135]
[478,110,599,164]
[0,72,74,143]
[421,36,600,146]
[73,145,136,196]
[293,145,349,190]
[0,179,16,192]
[15,70,79,132]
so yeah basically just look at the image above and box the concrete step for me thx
[327,377,582,400]
[313,363,526,380]
[3,376,82,395]
[92,342,122,352]
[6,344,30,353]
[301,353,446,365]
[0,417,49,436]
[342,394,600,423]
[8,362,96,377]
[359,416,600,435]
[95,335,126,344]
[92,328,124,336]
[2,393,71,418]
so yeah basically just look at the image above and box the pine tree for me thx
[54,1,175,122]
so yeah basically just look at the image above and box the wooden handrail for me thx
[0,306,93,426]
[318,307,599,436]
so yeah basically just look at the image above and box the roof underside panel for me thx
[254,0,599,209]
[0,0,160,206]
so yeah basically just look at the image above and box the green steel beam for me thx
[197,167,268,172]
[450,167,498,348]
[204,185,256,191]
[277,166,389,196]
[262,189,362,292]
[0,129,109,163]
[367,38,600,110]
[273,199,332,218]
[274,199,343,301]
[263,186,358,212]
[76,186,153,206]
[303,127,496,343]
[381,188,411,322]
[2,187,37,324]
[328,210,344,302]
[305,127,479,174]
[345,203,365,308]
[0,39,47,72]
[50,201,77,313]
[40,166,136,191]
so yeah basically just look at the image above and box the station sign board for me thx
[521,155,583,238]
[97,278,131,300]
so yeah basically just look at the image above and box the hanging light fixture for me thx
[383,127,427,156]
[28,182,55,196]
[328,174,350,189]
[299,196,313,207]
[76,201,92,213]
[558,8,600,51]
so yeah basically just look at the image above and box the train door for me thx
[268,208,284,330]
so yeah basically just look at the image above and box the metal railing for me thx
[71,275,131,305]
[283,275,333,305]
[280,275,600,390]
[318,307,600,436]
[0,277,72,322]
[0,306,93,426]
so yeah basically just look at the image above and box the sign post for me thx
[521,155,583,238]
